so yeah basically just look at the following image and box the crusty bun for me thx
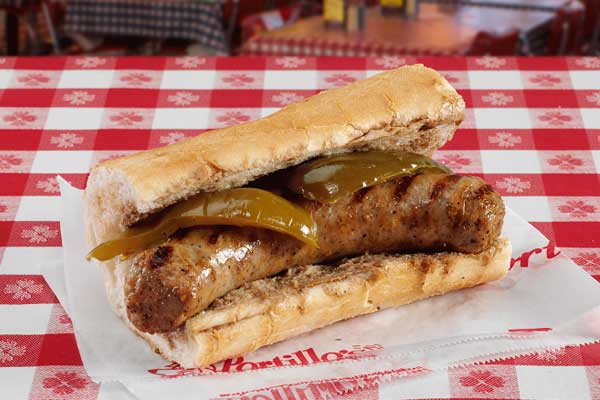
[81,64,490,369]
[84,64,465,247]
[105,238,510,368]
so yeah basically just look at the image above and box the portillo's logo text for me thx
[510,242,560,270]
[148,344,384,378]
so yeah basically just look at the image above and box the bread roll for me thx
[105,239,510,368]
[84,64,465,247]
[80,64,508,369]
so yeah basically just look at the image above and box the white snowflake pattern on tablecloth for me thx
[586,92,600,106]
[0,340,26,363]
[216,111,251,126]
[575,57,600,69]
[50,133,84,148]
[488,132,522,147]
[175,57,206,68]
[74,57,106,68]
[374,56,406,69]
[528,73,562,87]
[36,177,60,193]
[221,73,255,87]
[0,154,22,170]
[62,91,95,105]
[167,91,200,106]
[20,225,58,244]
[16,73,51,87]
[495,177,531,193]
[274,57,306,68]
[272,92,304,105]
[481,92,514,106]
[119,72,153,86]
[17,72,50,87]
[3,279,43,300]
[2,111,37,127]
[324,73,357,87]
[475,56,506,69]
[109,111,144,127]
[437,154,471,170]
[159,132,186,145]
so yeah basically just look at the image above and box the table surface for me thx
[254,4,554,55]
[427,0,572,11]
[0,55,599,399]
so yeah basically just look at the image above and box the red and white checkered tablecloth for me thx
[0,55,599,399]
[241,36,461,57]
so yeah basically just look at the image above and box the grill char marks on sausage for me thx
[125,173,505,333]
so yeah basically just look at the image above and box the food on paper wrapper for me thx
[83,64,510,368]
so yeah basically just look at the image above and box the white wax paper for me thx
[43,178,600,400]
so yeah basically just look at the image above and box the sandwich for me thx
[83,64,510,368]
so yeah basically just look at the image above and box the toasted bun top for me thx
[84,64,464,245]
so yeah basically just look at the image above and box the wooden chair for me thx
[546,1,586,54]
[580,0,600,53]
[465,29,520,55]
[0,0,60,55]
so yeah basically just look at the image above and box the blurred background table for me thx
[63,0,230,54]
[1,0,598,56]
[242,4,555,56]
[426,0,577,11]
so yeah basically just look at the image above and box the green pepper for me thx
[287,151,451,204]
[87,188,319,261]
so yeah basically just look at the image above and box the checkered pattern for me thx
[0,55,599,399]
[241,36,460,57]
[427,0,572,11]
[64,0,227,52]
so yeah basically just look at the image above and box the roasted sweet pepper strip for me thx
[287,151,451,204]
[87,188,319,261]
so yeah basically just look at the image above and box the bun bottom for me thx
[103,238,511,368]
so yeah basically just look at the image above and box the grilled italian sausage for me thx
[125,173,504,333]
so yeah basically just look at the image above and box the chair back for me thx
[580,0,600,52]
[466,29,520,55]
[547,2,586,54]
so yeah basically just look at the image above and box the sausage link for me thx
[125,174,504,333]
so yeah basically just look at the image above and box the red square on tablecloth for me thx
[0,130,41,150]
[532,129,591,150]
[523,90,579,108]
[0,89,56,107]
[442,128,479,150]
[94,130,150,150]
[104,89,159,108]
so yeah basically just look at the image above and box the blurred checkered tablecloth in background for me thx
[64,0,227,52]
[0,55,599,399]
